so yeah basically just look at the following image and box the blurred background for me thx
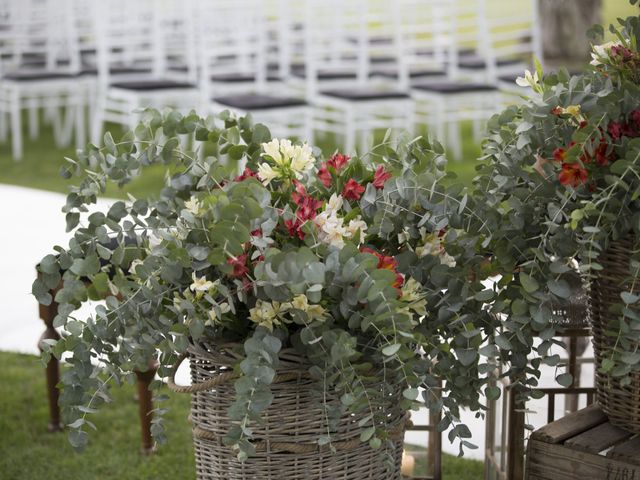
[0,1,638,479]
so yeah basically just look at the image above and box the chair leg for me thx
[74,92,86,151]
[91,95,106,146]
[10,90,23,160]
[0,110,7,142]
[135,361,158,455]
[28,97,39,140]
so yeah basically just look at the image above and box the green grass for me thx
[0,351,483,479]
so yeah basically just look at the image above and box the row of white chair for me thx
[0,0,538,160]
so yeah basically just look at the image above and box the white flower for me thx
[515,69,538,88]
[416,232,456,267]
[190,272,215,292]
[345,217,368,238]
[184,196,202,216]
[322,220,348,249]
[261,139,284,165]
[590,41,619,66]
[290,143,314,175]
[257,162,279,186]
[325,193,343,215]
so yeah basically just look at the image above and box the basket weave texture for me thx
[589,233,640,433]
[183,341,407,480]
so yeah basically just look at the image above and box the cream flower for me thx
[184,196,203,216]
[249,300,287,331]
[207,302,231,325]
[257,162,279,186]
[416,232,456,267]
[400,278,427,316]
[345,217,368,238]
[290,143,314,175]
[291,294,326,322]
[190,272,215,292]
[261,139,285,165]
[515,69,539,89]
[325,193,344,215]
[590,41,620,66]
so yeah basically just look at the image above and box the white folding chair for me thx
[89,0,199,144]
[298,0,413,154]
[0,0,88,160]
[196,0,310,142]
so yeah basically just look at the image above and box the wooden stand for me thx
[526,404,640,479]
[38,273,158,452]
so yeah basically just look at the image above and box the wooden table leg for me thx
[38,294,63,432]
[135,361,159,455]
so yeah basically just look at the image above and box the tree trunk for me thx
[538,0,602,67]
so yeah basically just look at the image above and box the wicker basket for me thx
[588,233,640,433]
[169,341,407,480]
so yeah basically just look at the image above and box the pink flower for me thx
[327,153,350,171]
[284,219,305,240]
[235,167,258,182]
[318,162,332,187]
[227,254,249,278]
[372,165,392,189]
[342,179,365,201]
[608,122,623,140]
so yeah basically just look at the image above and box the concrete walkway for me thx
[0,183,596,462]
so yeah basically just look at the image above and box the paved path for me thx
[0,183,596,461]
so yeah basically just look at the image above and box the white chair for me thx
[408,0,503,160]
[298,0,413,154]
[195,0,310,142]
[0,0,88,160]
[89,0,200,144]
[458,0,543,83]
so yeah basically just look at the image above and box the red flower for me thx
[318,162,332,187]
[594,142,615,167]
[551,106,563,115]
[227,254,249,278]
[622,122,638,138]
[235,167,258,182]
[552,148,566,162]
[372,165,392,189]
[327,153,350,171]
[360,247,403,290]
[558,163,589,187]
[342,179,365,201]
[579,120,588,129]
[251,228,262,237]
[284,218,305,240]
[378,255,398,271]
[393,273,404,289]
[608,122,623,140]
[291,180,308,205]
[631,110,640,126]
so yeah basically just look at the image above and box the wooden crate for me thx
[526,404,640,480]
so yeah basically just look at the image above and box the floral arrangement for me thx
[34,112,492,458]
[464,10,640,399]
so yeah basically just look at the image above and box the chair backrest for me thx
[477,0,542,81]
[92,0,196,88]
[384,0,458,88]
[300,0,370,97]
[0,0,80,75]
[194,0,269,100]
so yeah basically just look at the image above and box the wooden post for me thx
[427,380,442,480]
[506,384,526,480]
[135,360,159,455]
[37,275,63,432]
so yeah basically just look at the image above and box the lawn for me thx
[0,352,484,479]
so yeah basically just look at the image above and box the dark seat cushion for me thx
[3,71,81,81]
[81,65,153,76]
[213,93,306,110]
[292,68,358,80]
[210,72,280,83]
[458,57,523,70]
[412,82,498,94]
[320,88,409,101]
[371,68,447,79]
[110,80,196,91]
